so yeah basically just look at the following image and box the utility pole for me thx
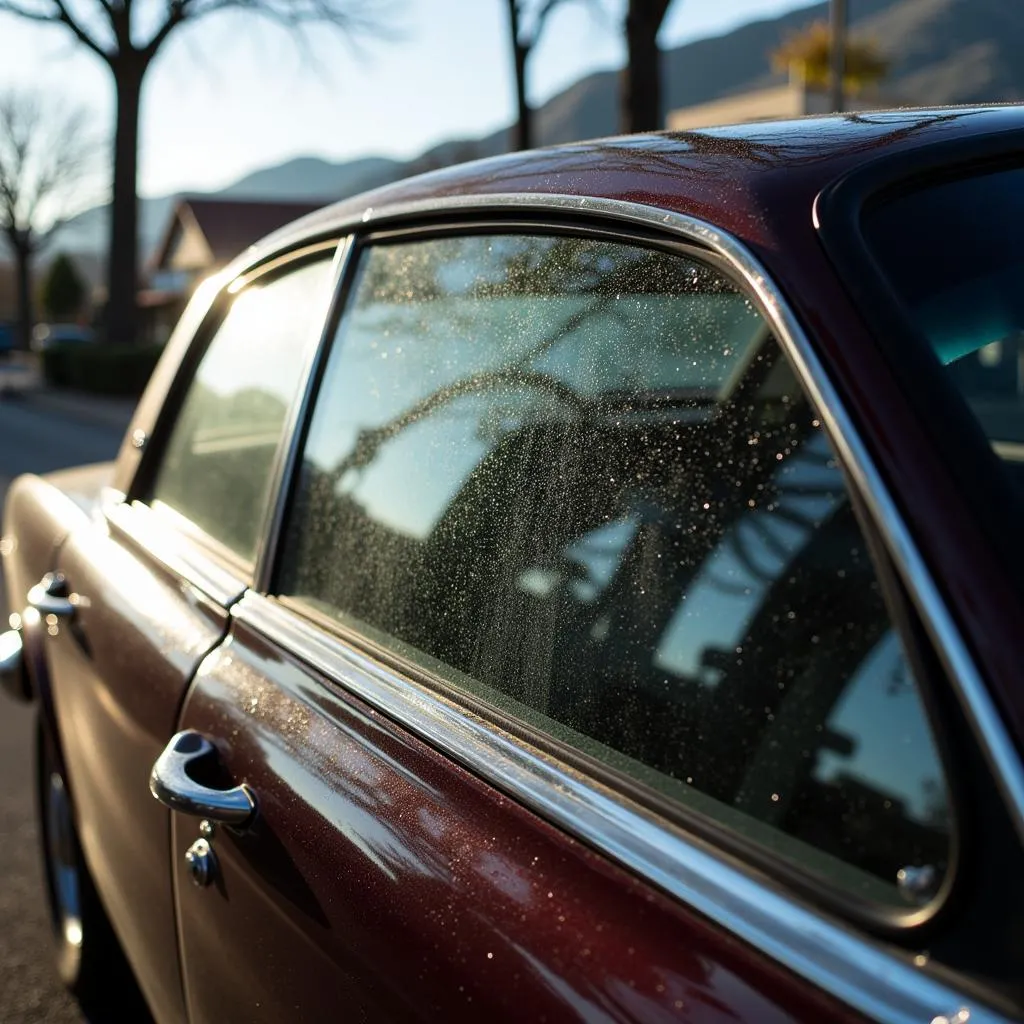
[830,0,847,113]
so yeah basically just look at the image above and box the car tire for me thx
[35,716,152,1021]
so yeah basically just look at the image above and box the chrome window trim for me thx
[129,242,340,522]
[253,236,355,594]
[244,193,1024,1023]
[122,243,342,607]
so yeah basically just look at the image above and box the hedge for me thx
[41,342,164,397]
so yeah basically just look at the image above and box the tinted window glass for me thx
[152,258,334,561]
[281,234,951,905]
[864,167,1024,483]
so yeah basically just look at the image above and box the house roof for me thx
[150,197,327,274]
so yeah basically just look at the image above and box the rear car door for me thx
[41,246,338,1021]
[170,218,1020,1022]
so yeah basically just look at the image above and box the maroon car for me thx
[3,107,1024,1024]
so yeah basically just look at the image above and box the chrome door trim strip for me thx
[242,193,1024,1023]
[105,501,247,609]
[236,590,994,1024]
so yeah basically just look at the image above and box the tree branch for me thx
[0,89,99,248]
[185,0,399,39]
[524,0,601,51]
[533,0,566,34]
[141,0,192,60]
[52,0,110,59]
[0,0,58,21]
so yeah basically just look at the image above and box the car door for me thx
[166,218,1017,1023]
[43,245,339,1022]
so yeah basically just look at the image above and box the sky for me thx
[1,0,813,202]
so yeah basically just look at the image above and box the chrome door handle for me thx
[27,573,75,618]
[150,731,256,830]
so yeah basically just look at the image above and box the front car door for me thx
[169,210,1024,1022]
[42,245,338,1021]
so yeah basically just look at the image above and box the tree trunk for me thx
[513,41,532,150]
[506,1,532,151]
[106,58,144,346]
[622,1,666,134]
[12,238,33,352]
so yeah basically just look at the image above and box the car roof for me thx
[253,105,1024,263]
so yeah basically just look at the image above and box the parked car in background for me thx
[30,322,95,352]
[2,106,1024,1024]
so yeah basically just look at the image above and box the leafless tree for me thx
[504,0,597,151]
[622,0,675,133]
[0,90,96,350]
[0,1,396,346]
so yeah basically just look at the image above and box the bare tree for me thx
[505,0,596,151]
[622,0,675,133]
[0,91,95,351]
[0,1,394,346]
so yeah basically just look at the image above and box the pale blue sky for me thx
[2,0,811,200]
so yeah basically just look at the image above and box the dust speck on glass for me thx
[280,233,952,906]
[151,258,334,561]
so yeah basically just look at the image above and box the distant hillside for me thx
[47,0,1024,262]
[219,155,405,200]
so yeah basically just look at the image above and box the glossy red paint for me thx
[44,500,233,1024]
[174,619,863,1024]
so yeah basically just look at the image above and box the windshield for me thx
[862,165,1024,480]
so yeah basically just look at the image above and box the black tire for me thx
[35,716,152,1021]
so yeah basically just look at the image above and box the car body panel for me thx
[40,461,119,515]
[1,474,88,717]
[174,615,861,1024]
[42,511,231,1024]
[2,473,88,622]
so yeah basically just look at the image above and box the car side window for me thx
[278,233,952,908]
[150,257,334,563]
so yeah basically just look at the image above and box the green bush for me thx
[41,342,164,397]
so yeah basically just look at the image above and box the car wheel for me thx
[35,717,151,1020]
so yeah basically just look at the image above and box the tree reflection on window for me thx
[282,234,951,904]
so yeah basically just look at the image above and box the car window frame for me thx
[264,218,965,928]
[154,194,1022,1024]
[117,238,346,599]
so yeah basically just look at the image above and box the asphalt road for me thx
[0,393,131,1023]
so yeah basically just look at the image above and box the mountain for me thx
[218,155,405,200]
[856,0,1024,103]
[48,0,1024,261]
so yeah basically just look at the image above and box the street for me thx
[0,393,132,1023]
